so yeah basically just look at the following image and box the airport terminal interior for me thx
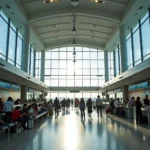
[0,0,150,150]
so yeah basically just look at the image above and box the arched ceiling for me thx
[20,0,130,50]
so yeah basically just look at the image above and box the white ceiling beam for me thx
[42,34,108,40]
[28,11,121,24]
[44,39,105,50]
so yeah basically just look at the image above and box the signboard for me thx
[129,81,149,91]
[0,81,11,89]
[0,81,20,90]
[11,84,20,91]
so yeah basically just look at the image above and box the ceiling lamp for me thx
[71,0,79,6]
[72,26,76,35]
[44,0,60,3]
[73,51,76,55]
[89,0,105,3]
[72,39,76,45]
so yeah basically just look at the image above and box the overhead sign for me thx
[0,81,20,91]
[11,84,20,91]
[0,81,11,89]
[129,81,149,91]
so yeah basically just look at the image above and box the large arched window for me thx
[44,46,105,87]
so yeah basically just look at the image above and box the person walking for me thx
[75,98,79,111]
[54,97,60,116]
[96,95,102,117]
[79,98,85,119]
[87,98,93,117]
[135,97,144,124]
[110,98,115,114]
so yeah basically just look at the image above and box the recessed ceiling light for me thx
[89,0,105,3]
[5,4,11,9]
[44,0,60,3]
[139,6,144,10]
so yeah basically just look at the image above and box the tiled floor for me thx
[0,109,150,150]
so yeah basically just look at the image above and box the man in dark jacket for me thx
[135,97,144,124]
[144,95,150,106]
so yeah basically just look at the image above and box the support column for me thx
[21,85,28,104]
[105,91,109,101]
[120,25,128,73]
[122,85,129,104]
[104,50,109,82]
[40,51,45,82]
[22,25,30,72]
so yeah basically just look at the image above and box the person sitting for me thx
[28,105,36,119]
[11,106,27,129]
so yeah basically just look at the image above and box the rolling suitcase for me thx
[27,119,34,129]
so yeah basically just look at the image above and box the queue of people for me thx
[109,95,150,124]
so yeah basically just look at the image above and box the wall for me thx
[129,87,150,103]
[0,89,20,102]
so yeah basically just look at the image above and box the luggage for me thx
[106,108,110,114]
[122,111,125,116]
[49,109,53,116]
[27,119,34,129]
[10,125,16,133]
[143,116,148,124]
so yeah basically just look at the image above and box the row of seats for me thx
[0,111,48,135]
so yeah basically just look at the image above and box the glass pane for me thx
[75,69,82,75]
[59,80,66,87]
[51,69,58,75]
[91,60,98,68]
[90,52,97,59]
[141,19,150,60]
[60,52,66,59]
[83,60,89,68]
[76,52,82,59]
[91,80,98,86]
[59,69,67,75]
[83,69,90,75]
[83,52,90,59]
[67,52,73,59]
[59,60,66,68]
[51,52,58,59]
[83,93,91,100]
[51,93,59,100]
[45,69,50,75]
[91,69,97,75]
[67,80,74,86]
[83,80,90,86]
[98,60,104,68]
[51,60,59,68]
[8,28,16,64]
[126,37,133,68]
[75,60,82,68]
[83,47,89,51]
[98,51,104,59]
[0,17,7,60]
[133,29,141,65]
[45,51,51,59]
[45,60,51,68]
[75,80,82,87]
[16,37,22,67]
[51,80,58,86]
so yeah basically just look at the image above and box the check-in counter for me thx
[142,110,150,125]
[120,106,135,119]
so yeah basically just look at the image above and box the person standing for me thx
[96,95,103,117]
[144,95,150,106]
[135,97,144,124]
[0,98,4,113]
[3,97,14,121]
[114,98,121,115]
[79,98,85,119]
[87,98,93,117]
[54,97,60,116]
[128,97,135,107]
[75,98,79,111]
[110,98,115,114]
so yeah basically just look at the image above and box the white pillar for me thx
[22,25,30,72]
[40,51,45,82]
[21,85,28,103]
[104,50,109,82]
[122,85,129,104]
[120,25,128,73]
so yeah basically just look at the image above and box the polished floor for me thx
[0,109,150,150]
